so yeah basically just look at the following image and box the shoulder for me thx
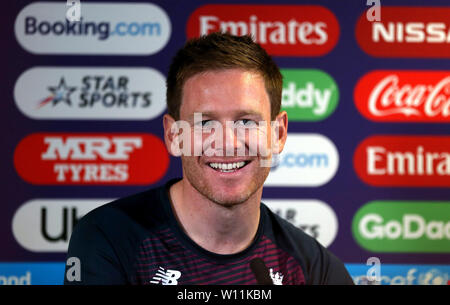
[261,203,354,285]
[65,185,171,284]
[69,185,170,261]
[77,185,168,236]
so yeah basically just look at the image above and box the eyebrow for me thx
[190,110,265,120]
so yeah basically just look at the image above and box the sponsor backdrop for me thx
[1,0,449,285]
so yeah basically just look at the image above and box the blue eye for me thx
[235,119,257,127]
[198,120,219,129]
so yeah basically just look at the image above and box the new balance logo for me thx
[150,267,181,285]
[270,268,284,285]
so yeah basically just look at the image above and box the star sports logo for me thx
[38,77,76,108]
[14,67,167,120]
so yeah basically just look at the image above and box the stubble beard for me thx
[181,156,270,208]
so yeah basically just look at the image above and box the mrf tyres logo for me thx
[356,6,450,58]
[13,133,169,185]
[281,69,339,121]
[14,2,171,55]
[354,70,450,122]
[354,136,450,187]
[187,4,339,56]
[14,67,166,120]
[352,201,450,253]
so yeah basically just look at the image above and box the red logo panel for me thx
[354,136,450,187]
[14,133,169,185]
[354,70,450,122]
[187,5,339,56]
[356,7,450,58]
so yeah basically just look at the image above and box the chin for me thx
[187,175,257,208]
[208,192,252,208]
[182,156,270,207]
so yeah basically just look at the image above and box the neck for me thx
[169,178,261,255]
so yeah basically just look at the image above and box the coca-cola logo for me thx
[13,133,169,185]
[356,6,450,58]
[354,136,450,187]
[186,5,339,56]
[354,71,450,122]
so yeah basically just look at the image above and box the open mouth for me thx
[207,161,250,173]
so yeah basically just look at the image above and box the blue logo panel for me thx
[0,262,65,285]
[346,264,450,285]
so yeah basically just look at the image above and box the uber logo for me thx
[12,199,111,252]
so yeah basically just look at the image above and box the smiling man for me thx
[64,32,353,285]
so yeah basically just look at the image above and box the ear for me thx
[163,114,180,157]
[272,111,288,154]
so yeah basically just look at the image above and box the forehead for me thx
[180,69,270,117]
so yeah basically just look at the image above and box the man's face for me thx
[175,69,278,207]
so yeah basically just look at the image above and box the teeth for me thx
[209,162,246,171]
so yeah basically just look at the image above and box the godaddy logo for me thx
[281,69,338,121]
[352,201,450,253]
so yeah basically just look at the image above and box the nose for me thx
[224,121,245,156]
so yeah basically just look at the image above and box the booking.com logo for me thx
[24,16,162,40]
[15,2,171,55]
[270,152,329,172]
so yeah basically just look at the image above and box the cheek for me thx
[181,156,201,174]
[170,128,205,157]
[245,126,273,157]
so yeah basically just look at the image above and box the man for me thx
[64,32,354,285]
